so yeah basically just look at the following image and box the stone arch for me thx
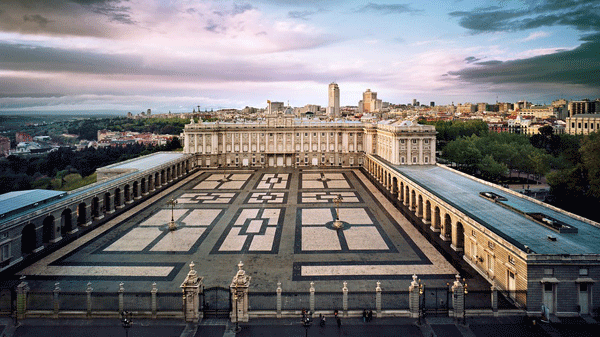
[399,181,404,202]
[154,172,160,188]
[132,181,139,199]
[91,197,100,218]
[405,186,410,206]
[418,194,424,218]
[454,221,465,251]
[114,188,122,208]
[104,192,112,213]
[411,190,417,211]
[433,206,441,232]
[425,200,431,224]
[61,208,73,236]
[392,177,398,195]
[141,178,147,194]
[21,223,37,254]
[442,213,452,241]
[167,167,171,181]
[161,170,166,184]
[42,215,54,244]
[77,202,87,226]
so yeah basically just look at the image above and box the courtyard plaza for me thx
[14,167,466,295]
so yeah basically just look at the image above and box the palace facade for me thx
[181,113,437,167]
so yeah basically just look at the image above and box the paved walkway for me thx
[1,314,598,337]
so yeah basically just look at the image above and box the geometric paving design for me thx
[212,208,284,254]
[255,173,289,189]
[16,168,458,293]
[246,192,286,204]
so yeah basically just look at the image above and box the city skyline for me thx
[0,0,599,114]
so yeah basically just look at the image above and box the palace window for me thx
[544,268,554,276]
[424,139,429,144]
[412,139,417,144]
[508,256,515,265]
[580,268,589,276]
[488,241,495,250]
[1,244,10,261]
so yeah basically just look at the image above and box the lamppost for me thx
[232,290,241,333]
[302,314,312,337]
[462,278,468,326]
[333,194,344,229]
[167,198,178,231]
[121,311,132,337]
[446,282,450,314]
[418,279,424,325]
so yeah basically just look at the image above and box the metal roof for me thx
[106,152,186,172]
[0,189,66,218]
[391,163,600,255]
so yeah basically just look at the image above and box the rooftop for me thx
[388,162,600,255]
[104,152,186,172]
[0,190,66,219]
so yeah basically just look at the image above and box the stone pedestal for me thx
[181,261,204,322]
[276,282,282,318]
[16,279,29,320]
[451,275,464,319]
[342,281,348,318]
[375,282,382,317]
[230,261,251,323]
[408,275,420,318]
[309,282,315,313]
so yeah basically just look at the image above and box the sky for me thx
[0,0,599,114]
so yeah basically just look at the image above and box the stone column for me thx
[53,282,60,318]
[118,282,125,315]
[408,275,420,318]
[376,282,382,317]
[181,261,204,322]
[491,285,498,317]
[451,275,464,320]
[105,194,114,214]
[16,279,29,320]
[134,182,141,200]
[151,282,158,319]
[86,282,93,318]
[230,261,251,323]
[148,176,155,193]
[276,282,282,318]
[309,282,315,314]
[342,281,348,318]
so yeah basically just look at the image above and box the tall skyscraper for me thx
[328,82,340,117]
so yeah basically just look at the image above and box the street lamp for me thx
[302,314,312,337]
[463,278,468,326]
[418,279,424,325]
[121,311,132,337]
[167,198,178,231]
[332,194,344,229]
[232,291,241,333]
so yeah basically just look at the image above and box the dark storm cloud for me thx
[358,2,423,15]
[0,43,372,83]
[0,0,134,37]
[464,56,480,63]
[449,0,600,33]
[448,36,600,87]
[288,10,317,20]
[23,14,53,27]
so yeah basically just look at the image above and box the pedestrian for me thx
[320,314,326,327]
[367,310,373,322]
[363,309,367,322]
[336,316,341,329]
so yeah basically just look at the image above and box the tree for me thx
[477,155,508,182]
[580,131,600,198]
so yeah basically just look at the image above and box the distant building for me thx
[430,101,435,107]
[568,99,599,117]
[360,89,382,113]
[327,82,340,118]
[477,102,488,112]
[518,106,557,119]
[0,136,10,157]
[566,114,600,135]
[457,103,476,114]
[498,102,514,112]
[16,132,32,143]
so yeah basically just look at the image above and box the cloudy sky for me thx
[0,0,599,114]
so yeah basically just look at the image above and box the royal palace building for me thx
[181,112,436,168]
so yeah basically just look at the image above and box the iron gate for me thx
[423,287,451,316]
[203,287,231,318]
